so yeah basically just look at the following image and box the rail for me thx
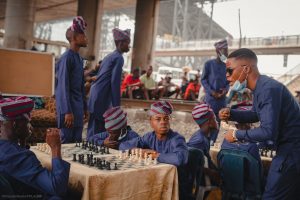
[121,98,198,112]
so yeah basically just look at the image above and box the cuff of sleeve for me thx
[52,157,70,168]
[229,109,238,121]
[236,130,246,141]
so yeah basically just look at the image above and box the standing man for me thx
[55,16,88,143]
[219,48,300,199]
[87,28,131,140]
[201,39,229,144]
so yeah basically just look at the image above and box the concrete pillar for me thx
[3,0,36,49]
[131,0,160,72]
[77,0,104,67]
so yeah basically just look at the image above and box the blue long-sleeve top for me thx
[187,129,217,169]
[0,140,70,197]
[88,50,124,117]
[119,130,189,166]
[89,126,139,147]
[201,59,229,113]
[230,75,300,148]
[55,49,86,127]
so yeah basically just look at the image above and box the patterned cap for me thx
[214,39,228,50]
[148,101,173,116]
[112,28,131,41]
[192,103,214,125]
[0,96,34,121]
[103,107,127,131]
[70,16,87,34]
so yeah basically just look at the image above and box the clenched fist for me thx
[219,108,230,121]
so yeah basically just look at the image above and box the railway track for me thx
[121,98,198,112]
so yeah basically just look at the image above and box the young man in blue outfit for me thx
[89,106,138,149]
[87,28,131,140]
[0,97,70,199]
[55,16,88,143]
[119,101,189,199]
[220,48,300,200]
[187,103,220,184]
[201,39,229,145]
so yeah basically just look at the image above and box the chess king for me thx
[89,106,139,149]
[0,96,70,198]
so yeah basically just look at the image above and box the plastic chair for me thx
[217,149,263,200]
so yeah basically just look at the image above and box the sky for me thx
[49,0,300,77]
[205,0,300,77]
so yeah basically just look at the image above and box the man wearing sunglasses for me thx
[219,48,300,199]
[201,39,230,145]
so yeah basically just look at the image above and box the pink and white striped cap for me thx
[71,16,87,34]
[148,101,173,116]
[192,103,214,125]
[103,107,127,131]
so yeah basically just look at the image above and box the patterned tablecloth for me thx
[31,144,179,200]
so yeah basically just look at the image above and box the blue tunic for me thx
[201,59,229,114]
[0,140,70,197]
[55,49,86,143]
[187,130,216,169]
[119,130,188,167]
[87,50,124,138]
[89,127,139,147]
[229,75,300,199]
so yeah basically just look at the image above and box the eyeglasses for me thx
[226,65,247,76]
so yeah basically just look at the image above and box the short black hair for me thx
[228,48,257,62]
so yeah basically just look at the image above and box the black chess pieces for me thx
[75,142,78,147]
[106,162,111,170]
[98,160,103,170]
[114,163,118,170]
[95,146,99,153]
[73,154,77,162]
[106,147,110,154]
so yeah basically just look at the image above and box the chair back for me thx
[217,149,263,199]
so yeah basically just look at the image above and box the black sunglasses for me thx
[226,65,247,76]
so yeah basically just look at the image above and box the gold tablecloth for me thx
[31,145,178,200]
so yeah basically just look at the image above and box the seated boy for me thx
[119,101,189,199]
[0,97,70,199]
[187,103,220,185]
[89,106,139,149]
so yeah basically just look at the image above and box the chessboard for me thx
[34,142,159,171]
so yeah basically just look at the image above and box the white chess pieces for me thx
[153,158,158,165]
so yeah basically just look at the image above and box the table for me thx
[31,144,179,200]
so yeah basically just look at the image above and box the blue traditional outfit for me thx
[187,103,218,169]
[119,101,189,200]
[0,97,70,198]
[55,16,87,143]
[87,28,131,140]
[89,106,139,147]
[201,39,229,143]
[230,75,300,199]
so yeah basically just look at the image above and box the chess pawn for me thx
[129,154,132,161]
[153,158,158,165]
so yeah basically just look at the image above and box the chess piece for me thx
[73,154,77,161]
[106,162,111,170]
[153,158,158,165]
[114,163,118,170]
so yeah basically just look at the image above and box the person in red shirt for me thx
[184,78,201,100]
[121,67,143,99]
